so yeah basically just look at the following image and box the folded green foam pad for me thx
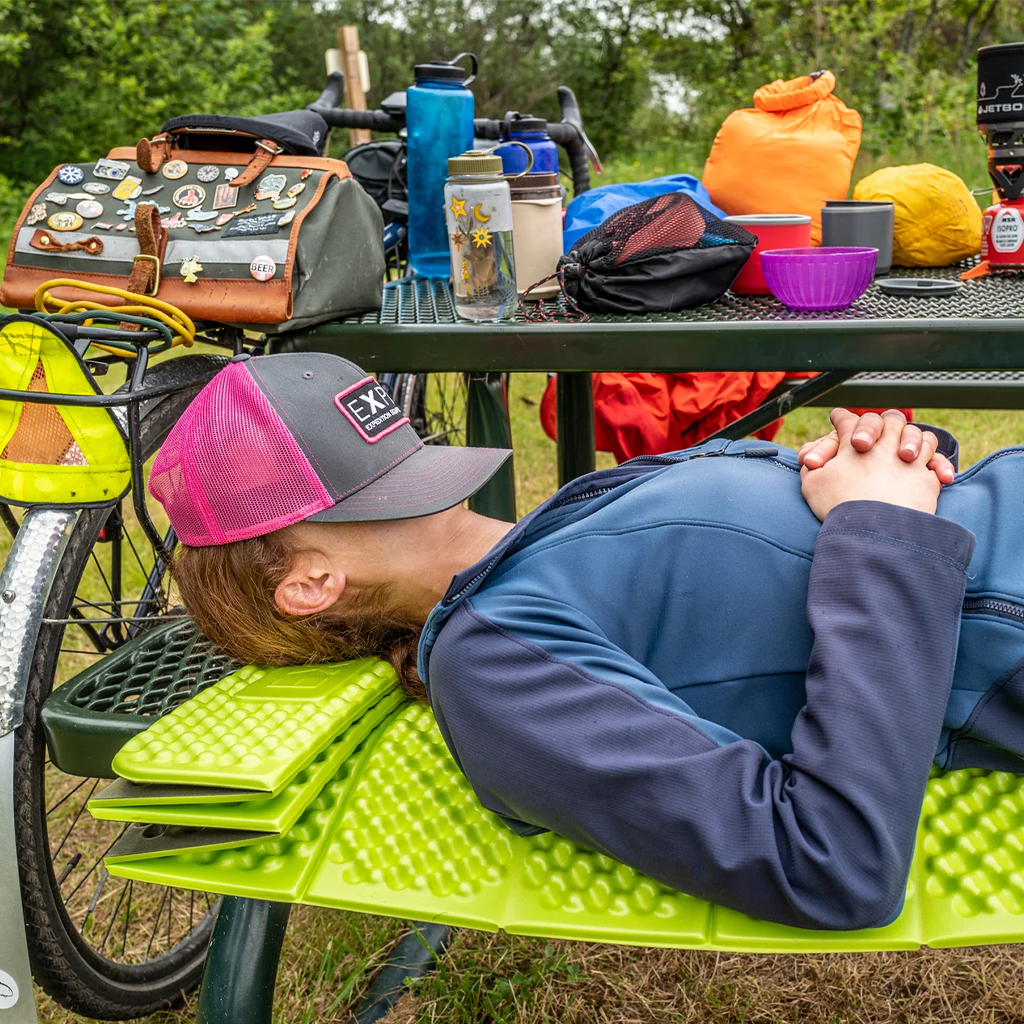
[101,663,1024,952]
[91,690,404,832]
[110,658,398,793]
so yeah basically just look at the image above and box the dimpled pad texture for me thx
[107,727,382,900]
[105,693,1024,951]
[111,659,396,793]
[91,690,404,833]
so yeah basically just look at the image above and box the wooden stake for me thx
[338,25,371,145]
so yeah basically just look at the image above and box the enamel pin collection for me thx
[28,157,315,275]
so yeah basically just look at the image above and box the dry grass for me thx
[411,934,1024,1024]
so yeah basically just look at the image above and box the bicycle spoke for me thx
[64,829,125,905]
[66,607,108,653]
[89,548,112,598]
[144,887,170,961]
[98,878,129,956]
[52,778,100,859]
[120,880,133,962]
[82,866,109,929]
[47,776,90,816]
[122,523,156,585]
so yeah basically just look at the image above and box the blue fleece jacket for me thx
[420,438,1024,931]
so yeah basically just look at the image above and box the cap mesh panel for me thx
[573,192,756,266]
[150,362,332,546]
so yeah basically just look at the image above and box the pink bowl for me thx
[760,247,878,311]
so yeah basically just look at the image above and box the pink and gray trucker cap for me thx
[149,352,511,547]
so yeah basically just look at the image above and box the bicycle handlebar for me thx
[309,79,596,196]
[316,107,403,132]
[471,118,590,196]
[311,71,347,112]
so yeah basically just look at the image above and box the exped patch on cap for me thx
[149,352,511,546]
[334,377,408,442]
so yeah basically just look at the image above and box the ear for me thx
[274,552,347,618]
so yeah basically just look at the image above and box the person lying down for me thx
[150,351,1024,933]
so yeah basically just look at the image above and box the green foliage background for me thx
[0,0,1022,208]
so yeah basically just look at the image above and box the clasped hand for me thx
[798,409,955,522]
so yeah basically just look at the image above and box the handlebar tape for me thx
[312,107,402,132]
[556,86,583,130]
[313,110,591,195]
[309,72,346,112]
[547,123,591,196]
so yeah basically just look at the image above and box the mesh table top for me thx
[336,262,1023,327]
[276,262,1024,373]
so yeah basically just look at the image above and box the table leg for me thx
[466,373,516,522]
[350,922,451,1024]
[195,898,291,1024]
[556,372,595,487]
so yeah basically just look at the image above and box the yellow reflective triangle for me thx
[0,318,130,505]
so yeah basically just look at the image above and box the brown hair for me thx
[171,532,427,701]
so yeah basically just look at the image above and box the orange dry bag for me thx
[702,71,862,245]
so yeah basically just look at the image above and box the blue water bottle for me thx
[406,53,477,278]
[494,112,559,175]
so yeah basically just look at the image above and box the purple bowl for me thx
[759,247,878,311]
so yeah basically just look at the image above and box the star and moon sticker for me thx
[450,195,493,250]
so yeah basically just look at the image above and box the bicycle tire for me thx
[13,356,222,1018]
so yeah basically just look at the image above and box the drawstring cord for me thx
[519,266,590,323]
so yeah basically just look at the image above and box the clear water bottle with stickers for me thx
[444,150,518,321]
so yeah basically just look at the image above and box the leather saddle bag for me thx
[1,111,385,332]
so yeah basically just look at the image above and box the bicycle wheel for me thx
[13,354,226,1019]
[396,372,468,446]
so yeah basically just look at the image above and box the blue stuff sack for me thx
[563,174,725,252]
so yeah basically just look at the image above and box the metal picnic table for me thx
[269,262,1024,526]
[175,261,1024,1023]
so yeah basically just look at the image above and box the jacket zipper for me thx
[963,597,1024,623]
[548,486,614,510]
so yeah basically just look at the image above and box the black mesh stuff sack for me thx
[556,192,757,314]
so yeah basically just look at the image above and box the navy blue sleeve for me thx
[428,501,975,930]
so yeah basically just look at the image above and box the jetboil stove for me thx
[979,42,1024,269]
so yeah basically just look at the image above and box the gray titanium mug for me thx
[821,201,895,275]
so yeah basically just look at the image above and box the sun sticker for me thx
[471,227,492,248]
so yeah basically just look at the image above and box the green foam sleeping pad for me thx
[111,658,397,793]
[91,690,404,832]
[100,663,1024,953]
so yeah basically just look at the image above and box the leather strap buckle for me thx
[255,140,283,155]
[132,254,161,296]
